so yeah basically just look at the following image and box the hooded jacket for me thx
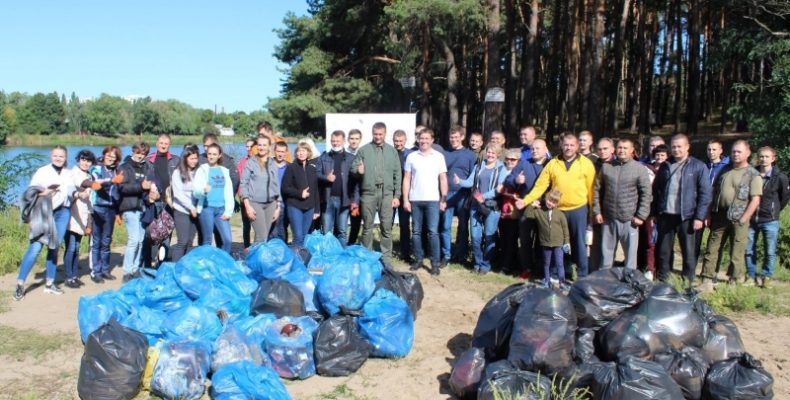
[316,148,359,207]
[753,166,790,223]
[118,157,155,213]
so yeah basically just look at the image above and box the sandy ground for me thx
[0,243,788,400]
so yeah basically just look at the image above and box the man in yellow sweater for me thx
[516,132,596,278]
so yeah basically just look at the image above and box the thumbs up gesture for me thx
[141,177,152,190]
[302,187,310,199]
[515,170,526,185]
[357,160,365,174]
[111,171,124,184]
[453,173,460,185]
[327,169,336,183]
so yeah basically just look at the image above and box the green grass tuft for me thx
[317,383,372,400]
[699,284,790,316]
[0,325,74,361]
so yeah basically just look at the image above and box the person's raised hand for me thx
[357,160,365,174]
[327,169,336,183]
[516,171,526,185]
[302,187,310,199]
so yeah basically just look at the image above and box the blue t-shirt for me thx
[443,147,476,192]
[207,166,227,208]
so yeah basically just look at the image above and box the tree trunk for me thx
[672,0,683,133]
[657,1,673,127]
[420,24,432,127]
[547,0,565,142]
[686,0,700,135]
[521,0,540,127]
[606,0,631,134]
[565,0,583,132]
[505,0,519,139]
[440,39,460,128]
[587,0,605,135]
[625,1,640,132]
[484,0,503,136]
[638,9,658,135]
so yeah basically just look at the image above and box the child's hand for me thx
[562,243,571,254]
[532,200,541,208]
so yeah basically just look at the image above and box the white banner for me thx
[325,113,417,147]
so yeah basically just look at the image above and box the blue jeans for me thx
[470,207,500,272]
[543,246,565,282]
[199,206,232,253]
[321,196,349,246]
[122,210,146,274]
[564,205,589,278]
[270,201,289,242]
[63,231,83,280]
[411,201,440,267]
[440,190,469,261]
[287,206,314,246]
[91,206,116,275]
[746,220,780,278]
[17,206,69,284]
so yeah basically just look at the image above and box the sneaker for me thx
[75,278,86,286]
[409,262,424,272]
[64,279,80,289]
[122,273,139,284]
[101,272,117,281]
[742,276,756,287]
[440,258,449,269]
[559,281,572,291]
[430,266,440,276]
[644,271,654,282]
[540,279,551,289]
[90,273,105,284]
[13,284,24,301]
[43,284,64,295]
[550,277,559,288]
[762,277,772,289]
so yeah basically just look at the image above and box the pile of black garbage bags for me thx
[76,231,423,400]
[449,268,774,400]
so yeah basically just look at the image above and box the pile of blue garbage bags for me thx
[76,231,423,400]
[448,268,775,400]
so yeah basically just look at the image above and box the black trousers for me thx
[656,214,698,282]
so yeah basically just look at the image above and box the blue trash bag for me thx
[317,256,378,315]
[211,325,268,373]
[358,288,414,358]
[232,314,278,348]
[78,291,133,343]
[283,265,319,312]
[263,316,319,379]
[246,239,304,281]
[141,272,193,313]
[117,276,149,304]
[119,306,168,345]
[305,231,343,259]
[150,339,212,400]
[174,245,237,298]
[162,305,223,344]
[211,361,292,400]
[194,286,251,321]
[307,253,340,273]
[343,245,383,280]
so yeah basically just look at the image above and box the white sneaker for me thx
[644,271,654,281]
[43,284,64,295]
[549,277,559,288]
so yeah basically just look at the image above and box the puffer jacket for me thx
[653,156,712,221]
[593,158,653,222]
[753,166,790,223]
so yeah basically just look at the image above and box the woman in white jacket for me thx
[14,145,76,300]
[170,145,200,261]
[63,149,95,289]
[193,143,234,253]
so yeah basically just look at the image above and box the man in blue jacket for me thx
[317,130,358,246]
[440,125,476,266]
[653,134,712,284]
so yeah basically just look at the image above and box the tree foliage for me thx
[17,92,65,135]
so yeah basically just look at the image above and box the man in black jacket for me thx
[317,130,358,246]
[745,146,790,288]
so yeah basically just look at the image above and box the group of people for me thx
[11,120,789,301]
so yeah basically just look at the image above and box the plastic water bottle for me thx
[585,225,593,246]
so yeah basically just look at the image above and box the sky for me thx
[0,0,310,113]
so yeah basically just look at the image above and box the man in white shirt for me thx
[403,128,448,275]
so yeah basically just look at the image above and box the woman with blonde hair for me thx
[281,141,320,245]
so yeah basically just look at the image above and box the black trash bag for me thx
[591,356,685,400]
[77,318,148,400]
[314,315,371,376]
[477,364,553,400]
[653,346,709,400]
[568,267,653,329]
[575,328,599,363]
[307,310,326,324]
[471,283,532,360]
[508,287,577,374]
[704,353,774,399]
[448,347,486,400]
[599,284,707,361]
[375,267,424,318]
[702,315,746,363]
[684,288,717,323]
[250,279,306,318]
[289,244,312,266]
[560,361,614,396]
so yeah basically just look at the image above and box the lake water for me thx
[0,142,326,203]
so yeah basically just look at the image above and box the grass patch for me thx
[773,266,790,282]
[699,284,790,316]
[0,290,10,313]
[0,325,73,360]
[488,372,591,400]
[316,383,372,400]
